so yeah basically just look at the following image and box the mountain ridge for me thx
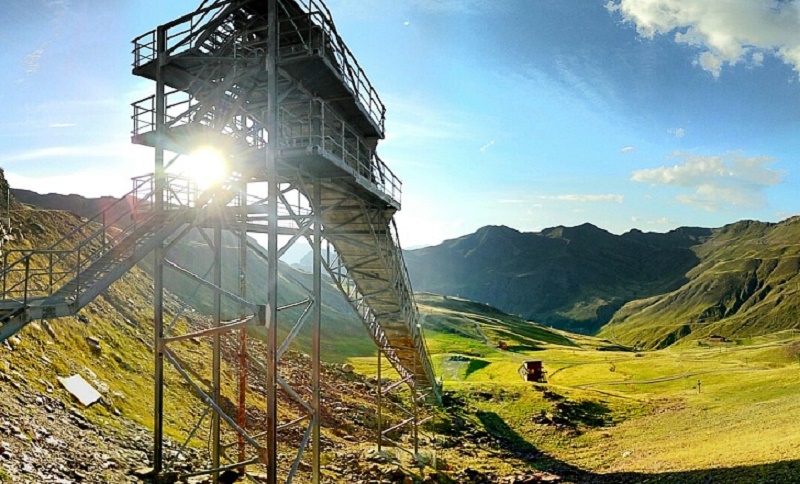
[406,222,706,335]
[407,218,800,346]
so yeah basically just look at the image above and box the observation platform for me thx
[131,0,384,139]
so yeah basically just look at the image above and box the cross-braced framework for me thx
[127,0,442,482]
[0,0,441,482]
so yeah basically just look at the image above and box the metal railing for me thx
[133,93,401,205]
[387,218,438,395]
[132,91,269,152]
[132,1,234,67]
[131,0,386,135]
[0,174,199,305]
[278,1,386,132]
[279,99,401,204]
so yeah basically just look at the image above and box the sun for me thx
[183,147,228,189]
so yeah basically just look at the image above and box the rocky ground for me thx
[1,334,569,483]
[0,371,160,483]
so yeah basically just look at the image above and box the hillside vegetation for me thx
[601,218,800,349]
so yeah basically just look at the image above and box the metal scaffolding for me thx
[128,0,441,482]
[0,0,440,481]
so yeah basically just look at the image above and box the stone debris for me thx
[86,336,103,351]
[0,320,572,484]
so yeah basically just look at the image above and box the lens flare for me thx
[184,147,227,189]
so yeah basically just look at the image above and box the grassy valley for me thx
[347,293,800,483]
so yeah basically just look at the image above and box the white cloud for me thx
[2,145,125,163]
[620,146,636,153]
[607,0,800,76]
[479,140,495,152]
[23,46,45,77]
[382,96,475,145]
[632,215,672,226]
[668,127,685,138]
[630,151,783,211]
[540,194,625,203]
[408,0,492,13]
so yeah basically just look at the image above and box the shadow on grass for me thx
[464,358,490,378]
[554,399,612,428]
[506,344,544,352]
[474,410,800,483]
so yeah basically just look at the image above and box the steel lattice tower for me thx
[128,0,441,482]
[0,0,440,482]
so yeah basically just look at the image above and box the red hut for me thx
[518,360,546,382]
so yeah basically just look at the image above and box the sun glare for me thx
[183,147,228,189]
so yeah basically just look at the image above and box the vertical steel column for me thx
[265,0,279,482]
[152,24,167,476]
[377,350,382,453]
[312,181,322,484]
[413,368,419,456]
[212,215,223,482]
[237,182,248,474]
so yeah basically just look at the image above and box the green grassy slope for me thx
[402,293,800,482]
[601,217,800,349]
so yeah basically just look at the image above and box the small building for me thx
[707,334,730,344]
[497,340,509,350]
[518,360,546,382]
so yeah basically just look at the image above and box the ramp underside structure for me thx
[1,0,439,482]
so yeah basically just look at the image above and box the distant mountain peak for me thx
[540,222,610,241]
[476,225,520,235]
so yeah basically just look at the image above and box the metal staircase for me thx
[311,183,438,395]
[0,175,234,341]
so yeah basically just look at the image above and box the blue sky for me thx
[2,0,800,248]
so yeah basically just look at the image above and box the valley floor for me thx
[364,294,800,483]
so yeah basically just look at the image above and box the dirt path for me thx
[574,366,765,389]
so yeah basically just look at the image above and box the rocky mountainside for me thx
[406,224,709,334]
[13,188,127,226]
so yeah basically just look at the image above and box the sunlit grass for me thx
[414,292,800,479]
